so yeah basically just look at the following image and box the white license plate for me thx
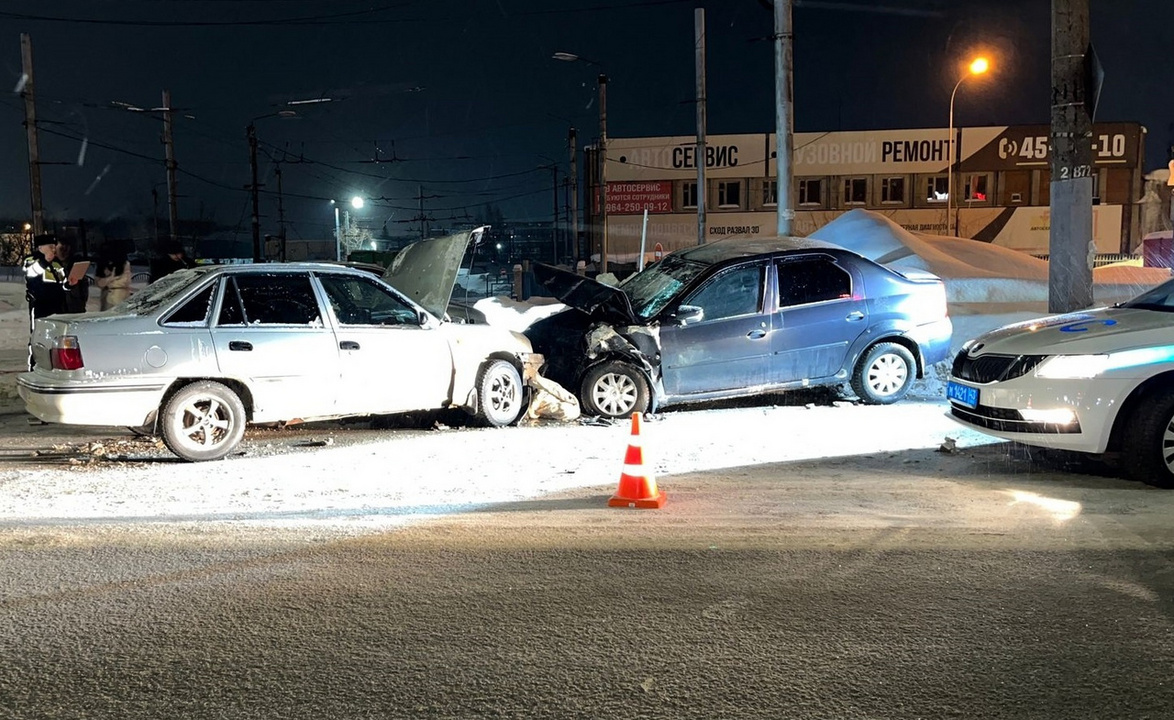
[947,381,979,409]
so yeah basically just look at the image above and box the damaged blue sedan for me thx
[525,236,953,418]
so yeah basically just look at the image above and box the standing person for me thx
[95,248,133,310]
[56,239,91,314]
[22,234,66,370]
[149,240,196,282]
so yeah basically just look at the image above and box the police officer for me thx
[23,234,66,370]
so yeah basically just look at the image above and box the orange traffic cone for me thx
[608,412,666,508]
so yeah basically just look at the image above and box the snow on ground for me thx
[0,214,1168,533]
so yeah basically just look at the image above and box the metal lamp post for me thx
[946,56,989,237]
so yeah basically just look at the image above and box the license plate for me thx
[947,381,979,409]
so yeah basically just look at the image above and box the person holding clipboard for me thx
[56,238,91,313]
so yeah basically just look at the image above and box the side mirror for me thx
[673,305,704,326]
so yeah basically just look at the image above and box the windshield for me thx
[619,256,709,320]
[1122,278,1174,312]
[118,267,210,316]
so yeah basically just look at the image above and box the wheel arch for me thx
[1105,372,1174,453]
[155,377,255,431]
[581,352,660,408]
[855,334,924,379]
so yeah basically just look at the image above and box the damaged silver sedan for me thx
[525,236,953,418]
[19,229,541,461]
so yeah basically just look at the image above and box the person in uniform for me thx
[22,234,66,370]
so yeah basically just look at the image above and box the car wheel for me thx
[476,359,524,427]
[1121,391,1174,489]
[160,381,247,462]
[850,342,915,405]
[581,361,649,419]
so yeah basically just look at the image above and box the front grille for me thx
[949,404,1080,434]
[952,351,1045,383]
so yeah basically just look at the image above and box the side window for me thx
[681,264,763,323]
[776,259,851,307]
[318,274,421,326]
[216,274,322,326]
[163,283,216,326]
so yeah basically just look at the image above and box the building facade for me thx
[585,123,1146,265]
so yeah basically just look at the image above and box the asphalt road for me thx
[0,403,1171,719]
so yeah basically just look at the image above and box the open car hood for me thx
[382,227,486,319]
[532,263,638,325]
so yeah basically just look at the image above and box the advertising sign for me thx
[769,128,953,176]
[605,181,673,215]
[959,122,1143,171]
[607,134,767,181]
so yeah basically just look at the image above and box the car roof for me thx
[671,235,848,265]
[191,262,375,276]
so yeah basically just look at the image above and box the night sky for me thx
[0,0,1168,243]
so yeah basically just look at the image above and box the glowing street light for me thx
[333,196,365,261]
[947,56,990,237]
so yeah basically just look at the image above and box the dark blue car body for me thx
[526,236,953,418]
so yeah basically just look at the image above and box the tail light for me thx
[50,336,84,370]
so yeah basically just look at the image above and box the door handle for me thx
[228,341,252,352]
[746,329,767,340]
[340,340,361,350]
[846,311,865,321]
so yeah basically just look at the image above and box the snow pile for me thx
[813,208,1171,306]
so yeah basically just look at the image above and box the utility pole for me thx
[20,33,44,238]
[162,90,179,246]
[695,7,708,246]
[247,122,262,262]
[598,74,609,274]
[1049,0,1094,312]
[550,165,560,263]
[275,162,286,262]
[569,127,579,261]
[774,0,795,236]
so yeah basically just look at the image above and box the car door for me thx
[210,272,340,420]
[316,272,455,414]
[659,261,771,397]
[768,255,868,385]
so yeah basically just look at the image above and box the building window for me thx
[682,181,698,209]
[717,180,742,209]
[964,174,989,202]
[798,178,823,206]
[763,180,778,207]
[881,176,905,204]
[842,177,868,205]
[926,176,948,202]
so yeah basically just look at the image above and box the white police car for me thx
[947,277,1174,488]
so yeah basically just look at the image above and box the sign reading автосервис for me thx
[607,135,766,181]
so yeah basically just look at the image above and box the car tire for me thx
[1121,391,1174,489]
[581,361,649,419]
[476,359,524,427]
[850,342,915,405]
[160,381,247,462]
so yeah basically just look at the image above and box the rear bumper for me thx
[909,317,954,369]
[17,374,166,427]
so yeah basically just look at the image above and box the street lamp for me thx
[554,52,608,272]
[947,56,989,237]
[333,196,364,261]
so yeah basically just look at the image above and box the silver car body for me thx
[19,253,538,432]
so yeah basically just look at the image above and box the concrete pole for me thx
[19,34,44,238]
[1049,0,1094,312]
[598,75,609,273]
[162,90,179,245]
[773,0,794,236]
[695,8,708,246]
